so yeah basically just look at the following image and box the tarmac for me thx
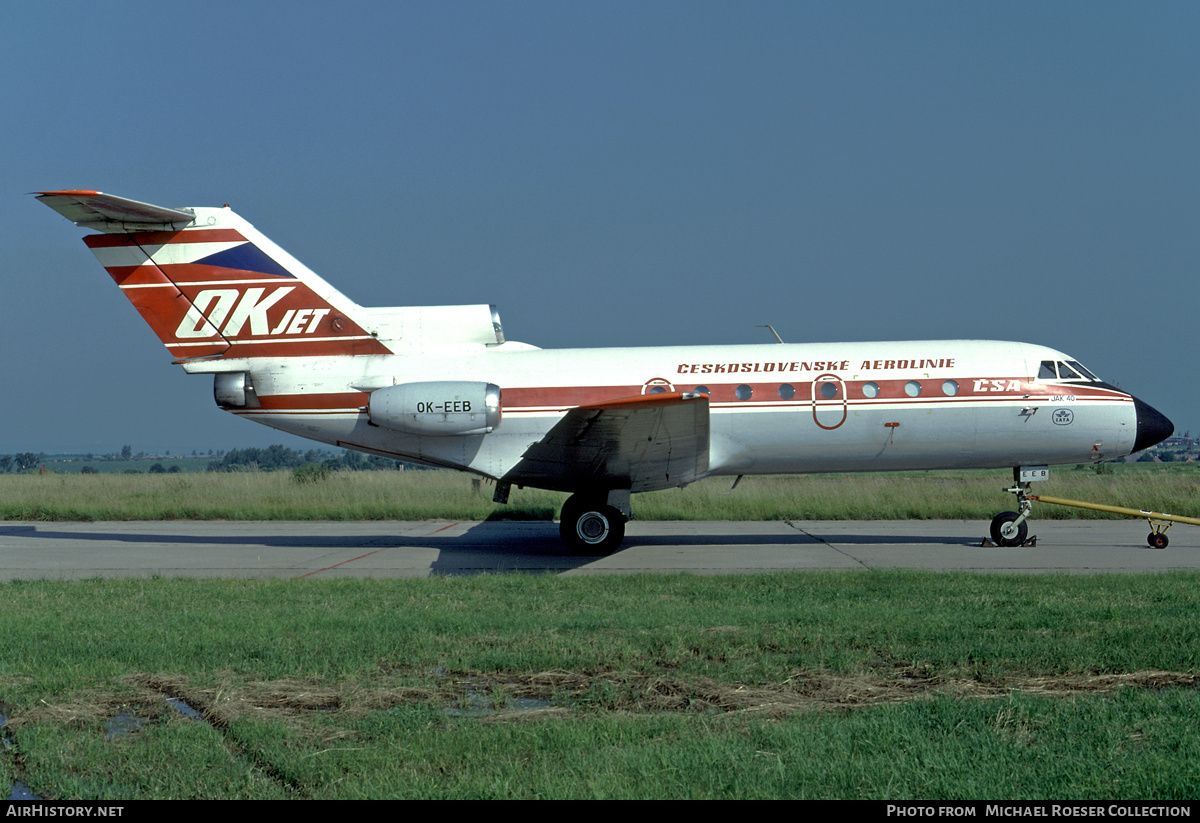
[2,519,1199,580]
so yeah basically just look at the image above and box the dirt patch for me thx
[7,669,1197,730]
[453,669,1199,718]
[119,672,438,728]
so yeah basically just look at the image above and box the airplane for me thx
[35,189,1175,553]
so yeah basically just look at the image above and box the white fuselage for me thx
[219,338,1137,487]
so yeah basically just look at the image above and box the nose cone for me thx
[1132,396,1174,453]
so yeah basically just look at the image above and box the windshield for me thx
[1038,360,1102,382]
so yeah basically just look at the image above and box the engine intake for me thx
[368,381,501,436]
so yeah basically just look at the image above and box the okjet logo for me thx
[174,287,331,339]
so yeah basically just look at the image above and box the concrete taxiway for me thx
[2,519,1198,580]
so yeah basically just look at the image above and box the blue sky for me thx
[4,1,1197,454]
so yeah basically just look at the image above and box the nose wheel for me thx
[990,511,1029,547]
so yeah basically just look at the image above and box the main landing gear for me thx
[559,491,629,555]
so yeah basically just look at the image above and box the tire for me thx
[990,511,1028,547]
[560,497,626,555]
[1148,532,1169,549]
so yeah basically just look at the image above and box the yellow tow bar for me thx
[1027,494,1200,549]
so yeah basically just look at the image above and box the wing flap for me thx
[35,190,195,232]
[506,391,710,493]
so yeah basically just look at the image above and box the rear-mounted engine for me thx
[368,381,501,436]
[213,372,260,408]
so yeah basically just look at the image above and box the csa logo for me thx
[1053,408,1074,426]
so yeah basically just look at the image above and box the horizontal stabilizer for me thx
[35,190,195,231]
[505,391,710,493]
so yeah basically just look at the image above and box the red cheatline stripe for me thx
[84,229,247,247]
[499,382,1130,408]
[254,392,370,410]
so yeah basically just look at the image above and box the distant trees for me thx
[205,445,408,472]
[0,445,415,473]
[206,445,310,472]
[0,453,41,473]
[14,453,41,472]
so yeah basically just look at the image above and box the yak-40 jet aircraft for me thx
[37,190,1175,553]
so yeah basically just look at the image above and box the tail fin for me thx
[36,190,391,360]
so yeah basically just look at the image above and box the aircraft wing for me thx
[505,391,710,493]
[35,190,194,231]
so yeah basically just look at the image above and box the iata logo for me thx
[1053,408,1074,426]
[174,287,330,339]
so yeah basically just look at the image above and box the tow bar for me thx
[990,466,1197,549]
[1027,494,1200,549]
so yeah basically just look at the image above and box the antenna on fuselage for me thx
[757,325,784,344]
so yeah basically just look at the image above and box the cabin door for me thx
[811,374,847,430]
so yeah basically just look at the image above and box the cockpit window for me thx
[1038,359,1101,382]
[1068,360,1099,381]
[1057,361,1083,380]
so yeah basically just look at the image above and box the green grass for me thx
[2,572,1199,799]
[2,463,1198,521]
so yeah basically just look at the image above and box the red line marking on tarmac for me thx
[300,522,461,577]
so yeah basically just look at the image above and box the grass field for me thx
[3,465,1198,799]
[2,463,1198,522]
[2,572,1198,799]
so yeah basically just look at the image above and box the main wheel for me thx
[560,496,626,555]
[990,511,1028,547]
[1148,532,1169,549]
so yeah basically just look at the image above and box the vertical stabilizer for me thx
[36,191,391,360]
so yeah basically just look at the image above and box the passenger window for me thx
[694,386,710,396]
[735,384,753,401]
[942,380,959,396]
[905,381,922,397]
[778,384,795,400]
[819,382,838,400]
[862,382,880,398]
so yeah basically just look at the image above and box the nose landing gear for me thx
[990,466,1200,549]
[988,468,1039,547]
